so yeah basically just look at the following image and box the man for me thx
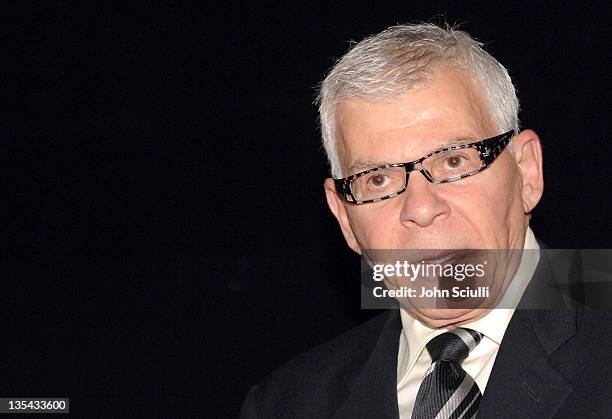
[241,23,612,418]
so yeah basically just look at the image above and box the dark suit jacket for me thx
[241,251,612,418]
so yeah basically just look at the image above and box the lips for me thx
[412,250,466,264]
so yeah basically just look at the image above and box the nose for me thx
[399,171,450,228]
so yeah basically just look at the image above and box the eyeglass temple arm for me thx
[479,132,513,166]
[334,178,357,203]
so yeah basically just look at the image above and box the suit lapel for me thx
[480,250,578,418]
[333,310,402,419]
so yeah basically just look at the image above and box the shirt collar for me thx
[397,227,540,384]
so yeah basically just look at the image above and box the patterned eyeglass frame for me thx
[333,130,514,205]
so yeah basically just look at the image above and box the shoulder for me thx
[265,309,392,383]
[240,310,397,418]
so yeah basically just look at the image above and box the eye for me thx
[444,154,467,169]
[368,174,390,188]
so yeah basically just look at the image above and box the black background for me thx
[3,2,611,417]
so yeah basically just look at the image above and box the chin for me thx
[408,308,487,329]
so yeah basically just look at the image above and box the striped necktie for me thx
[411,328,484,419]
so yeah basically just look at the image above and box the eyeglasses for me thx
[334,130,514,204]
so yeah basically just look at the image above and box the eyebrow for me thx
[438,136,476,148]
[348,161,388,172]
[347,136,478,173]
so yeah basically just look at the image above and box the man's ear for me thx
[511,129,544,213]
[324,178,362,254]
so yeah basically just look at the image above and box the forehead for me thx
[335,66,496,173]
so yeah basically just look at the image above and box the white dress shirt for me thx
[396,228,540,418]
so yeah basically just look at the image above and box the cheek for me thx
[465,175,523,243]
[347,206,398,246]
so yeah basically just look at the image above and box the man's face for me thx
[324,65,543,327]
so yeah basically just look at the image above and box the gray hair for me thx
[317,23,520,178]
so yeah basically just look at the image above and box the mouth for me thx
[415,250,467,265]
